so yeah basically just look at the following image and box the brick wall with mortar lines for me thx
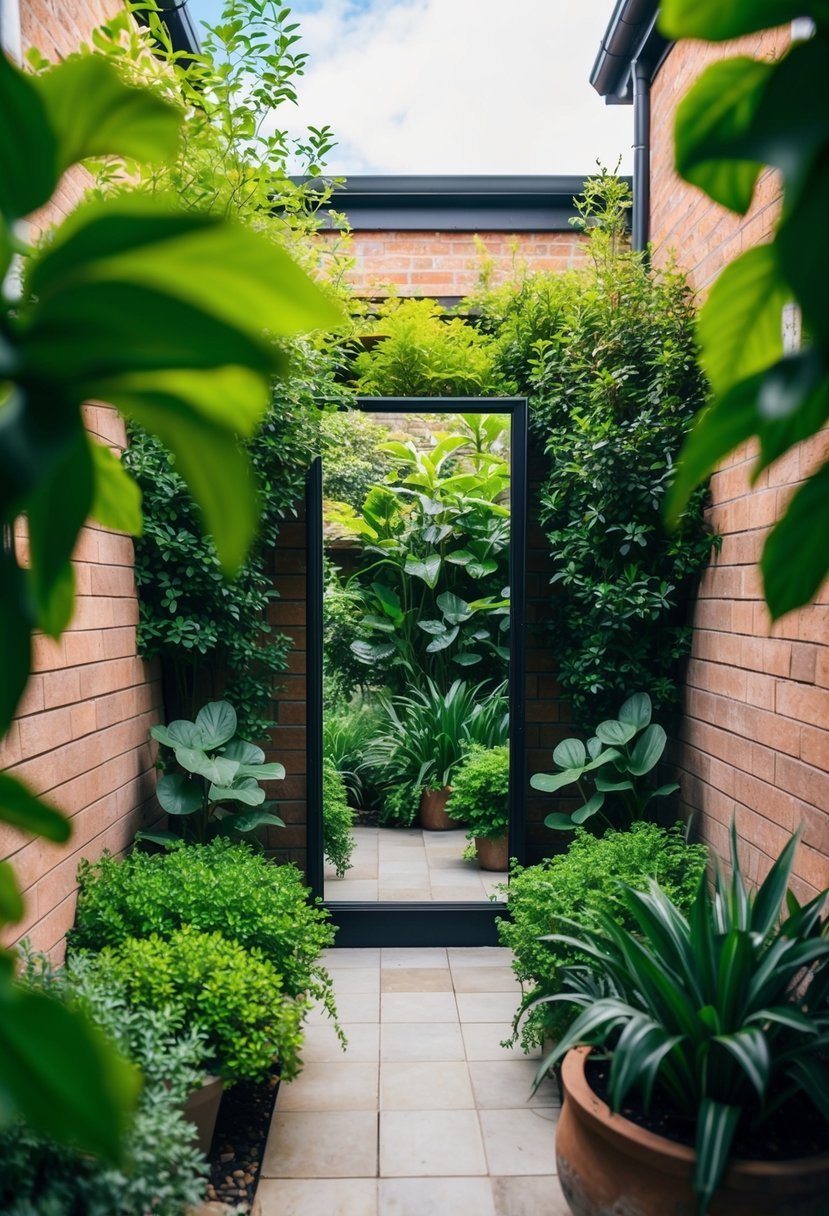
[651,29,829,896]
[316,229,587,298]
[1,0,164,959]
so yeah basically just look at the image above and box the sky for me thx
[186,0,633,176]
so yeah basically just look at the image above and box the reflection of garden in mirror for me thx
[320,411,512,903]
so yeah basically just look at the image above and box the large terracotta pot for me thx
[419,785,455,831]
[184,1072,224,1156]
[557,1047,829,1216]
[475,834,509,871]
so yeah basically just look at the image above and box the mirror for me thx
[318,404,519,906]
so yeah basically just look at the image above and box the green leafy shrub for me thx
[323,758,355,878]
[70,838,337,1022]
[0,950,208,1216]
[446,745,510,840]
[497,823,707,1050]
[320,409,393,510]
[82,927,306,1083]
[323,699,384,807]
[322,561,381,703]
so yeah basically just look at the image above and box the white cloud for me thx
[275,0,633,175]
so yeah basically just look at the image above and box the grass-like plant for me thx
[446,745,510,840]
[533,826,829,1215]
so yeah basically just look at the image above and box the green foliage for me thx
[320,409,394,510]
[661,1,829,617]
[497,823,707,1051]
[351,298,505,396]
[323,757,356,878]
[82,926,306,1083]
[146,700,286,843]
[476,172,712,727]
[536,826,829,1216]
[322,562,378,703]
[0,951,207,1216]
[446,745,510,840]
[70,837,337,1020]
[323,699,383,808]
[530,693,678,833]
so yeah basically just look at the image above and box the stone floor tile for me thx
[435,888,490,902]
[452,966,519,993]
[301,1022,379,1063]
[379,1061,474,1109]
[276,1061,379,1111]
[308,992,379,1024]
[378,885,434,901]
[468,1059,559,1109]
[254,1178,378,1216]
[380,1109,487,1176]
[461,1022,539,1061]
[456,991,523,1023]
[322,948,381,968]
[381,1021,465,1062]
[381,992,458,1023]
[325,967,381,993]
[379,1177,496,1216]
[325,879,378,900]
[381,967,453,993]
[381,948,448,969]
[448,946,514,968]
[262,1110,378,1178]
[479,1108,558,1176]
[491,1176,571,1215]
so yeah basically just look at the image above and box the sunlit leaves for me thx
[762,464,829,616]
[89,441,143,535]
[0,773,70,845]
[660,0,829,41]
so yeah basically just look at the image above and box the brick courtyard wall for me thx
[317,229,587,298]
[1,1,164,959]
[650,27,829,898]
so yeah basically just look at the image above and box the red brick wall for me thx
[318,229,587,298]
[650,28,829,895]
[1,1,164,959]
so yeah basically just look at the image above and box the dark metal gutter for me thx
[149,1,201,55]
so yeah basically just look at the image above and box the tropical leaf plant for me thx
[531,825,829,1216]
[530,693,678,832]
[661,0,829,617]
[145,701,286,844]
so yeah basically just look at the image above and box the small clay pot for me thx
[184,1073,224,1157]
[419,786,455,831]
[556,1046,829,1216]
[475,834,509,871]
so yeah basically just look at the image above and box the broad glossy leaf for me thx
[762,464,829,618]
[156,772,203,816]
[543,812,579,831]
[445,549,473,566]
[660,0,828,41]
[452,651,483,666]
[715,1027,770,1099]
[532,770,582,793]
[239,761,285,781]
[0,861,23,924]
[628,724,667,776]
[208,777,265,806]
[467,558,498,578]
[0,553,32,734]
[572,793,605,824]
[425,625,460,653]
[363,613,396,633]
[371,582,403,623]
[437,591,471,623]
[405,553,441,589]
[648,782,681,800]
[34,54,180,173]
[220,738,265,765]
[418,619,449,635]
[89,439,142,535]
[221,808,285,832]
[135,829,179,847]
[697,245,790,398]
[175,748,239,786]
[351,639,396,663]
[0,773,70,843]
[595,719,637,747]
[151,719,204,749]
[674,56,771,212]
[0,987,141,1162]
[195,700,237,749]
[90,365,271,439]
[693,1100,741,1216]
[754,353,829,479]
[553,738,586,770]
[0,53,57,220]
[618,692,651,731]
[778,155,829,346]
[595,776,635,793]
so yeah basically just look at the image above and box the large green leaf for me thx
[0,552,32,734]
[437,591,472,624]
[194,701,237,749]
[628,725,667,777]
[0,53,57,220]
[531,770,581,793]
[221,738,265,765]
[660,0,829,41]
[156,772,203,816]
[618,693,651,732]
[761,463,829,617]
[571,793,605,824]
[595,719,637,747]
[405,553,441,588]
[351,639,397,663]
[34,53,180,173]
[754,352,829,478]
[90,365,270,439]
[0,773,70,843]
[151,719,204,750]
[220,807,286,833]
[674,57,771,213]
[0,987,141,1162]
[175,748,239,787]
[777,154,829,346]
[553,738,586,770]
[0,861,23,924]
[238,761,285,781]
[693,1100,741,1216]
[88,439,143,535]
[208,777,265,806]
[425,625,460,653]
[697,245,791,398]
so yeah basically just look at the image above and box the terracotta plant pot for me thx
[556,1047,829,1216]
[418,786,455,831]
[184,1072,224,1157]
[475,834,509,871]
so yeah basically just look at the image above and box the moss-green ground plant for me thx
[497,823,708,1051]
[323,757,356,878]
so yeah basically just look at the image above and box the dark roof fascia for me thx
[149,1,201,56]
[306,175,604,232]
[590,0,670,103]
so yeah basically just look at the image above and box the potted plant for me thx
[446,745,510,869]
[530,826,829,1215]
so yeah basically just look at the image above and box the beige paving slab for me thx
[479,1108,558,1176]
[327,864,379,880]
[325,967,381,993]
[381,991,459,1023]
[381,948,448,969]
[379,1177,496,1215]
[276,1061,379,1111]
[378,885,434,901]
[254,1178,378,1216]
[468,1059,559,1109]
[308,992,379,1024]
[449,947,514,968]
[381,1021,465,1062]
[379,862,430,878]
[452,966,520,992]
[322,948,381,968]
[380,1060,474,1110]
[380,1109,487,1176]
[462,1022,539,1061]
[491,1176,571,1216]
[456,991,523,1023]
[435,888,490,902]
[262,1110,378,1178]
[378,845,428,859]
[325,879,378,900]
[381,967,453,993]
[301,1022,379,1063]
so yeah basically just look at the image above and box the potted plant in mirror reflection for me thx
[446,744,510,870]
